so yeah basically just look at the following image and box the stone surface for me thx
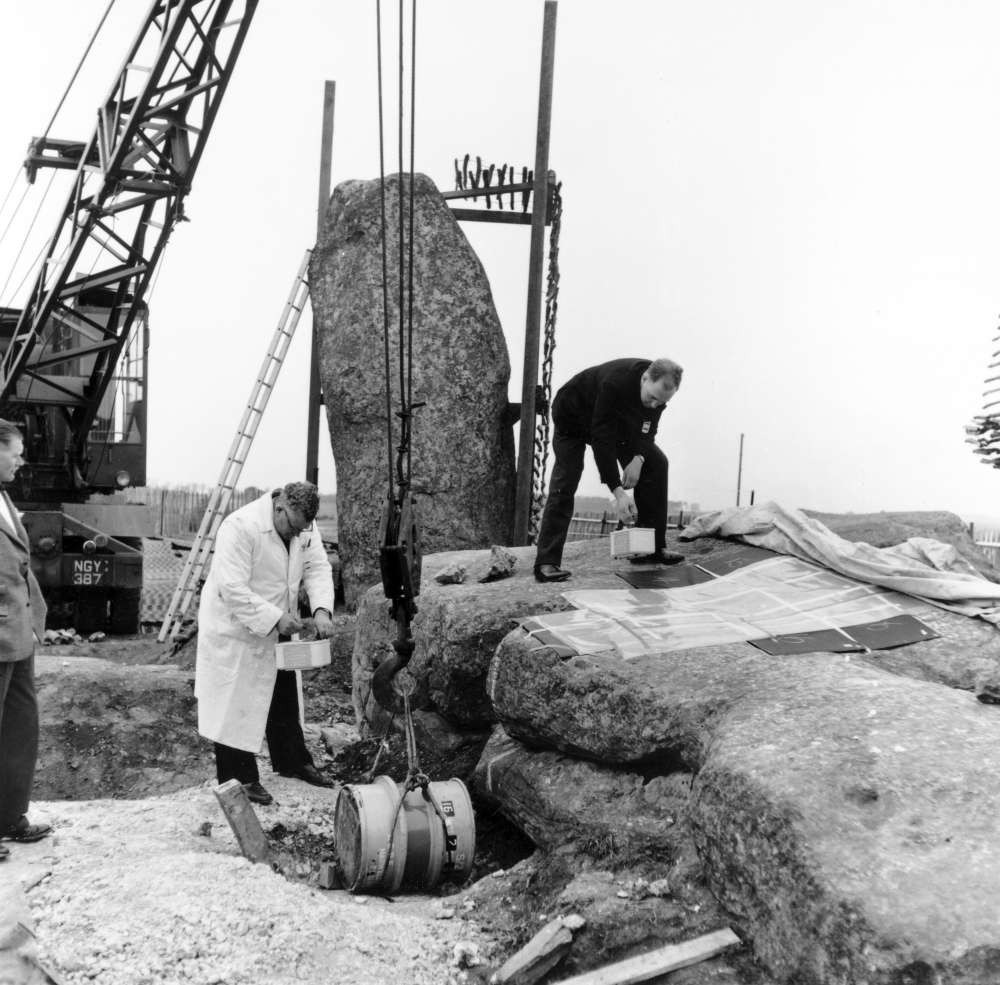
[352,541,604,731]
[346,509,1000,980]
[489,625,1000,983]
[353,516,1000,731]
[473,727,689,857]
[310,173,516,607]
[34,655,205,799]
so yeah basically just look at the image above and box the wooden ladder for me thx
[158,249,313,642]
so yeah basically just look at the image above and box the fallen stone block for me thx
[473,727,687,857]
[488,625,1000,982]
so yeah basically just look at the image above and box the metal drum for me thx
[334,775,476,893]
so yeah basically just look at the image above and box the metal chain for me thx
[528,179,563,544]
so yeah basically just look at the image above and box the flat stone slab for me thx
[354,517,1000,729]
[473,726,690,856]
[489,625,1000,983]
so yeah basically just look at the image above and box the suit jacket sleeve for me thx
[590,377,627,491]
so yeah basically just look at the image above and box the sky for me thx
[2,1,1000,525]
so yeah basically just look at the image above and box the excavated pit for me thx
[32,627,535,899]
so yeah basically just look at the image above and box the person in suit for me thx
[534,358,685,582]
[0,419,51,860]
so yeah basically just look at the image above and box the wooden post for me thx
[214,778,272,864]
[305,80,336,486]
[553,928,740,985]
[735,432,745,507]
[494,915,578,985]
[513,1,558,545]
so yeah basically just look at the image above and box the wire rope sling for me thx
[333,0,475,895]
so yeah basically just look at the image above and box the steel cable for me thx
[40,0,118,143]
[376,0,394,498]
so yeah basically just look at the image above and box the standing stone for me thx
[310,173,516,607]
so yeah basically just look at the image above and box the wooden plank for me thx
[448,208,534,225]
[554,928,741,985]
[213,779,271,864]
[494,916,575,985]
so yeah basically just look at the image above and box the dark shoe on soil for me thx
[0,844,9,859]
[243,781,274,806]
[1,817,52,843]
[534,563,572,583]
[279,764,333,788]
[628,550,686,566]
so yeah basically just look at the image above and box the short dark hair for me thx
[280,481,320,522]
[647,358,683,389]
[0,419,23,447]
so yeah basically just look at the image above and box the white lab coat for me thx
[194,492,334,751]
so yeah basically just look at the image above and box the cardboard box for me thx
[275,639,331,670]
[609,526,655,559]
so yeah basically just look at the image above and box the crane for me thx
[0,0,258,632]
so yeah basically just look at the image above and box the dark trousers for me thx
[213,669,314,784]
[0,656,37,829]
[535,432,669,567]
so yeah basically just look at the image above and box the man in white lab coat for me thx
[195,482,335,805]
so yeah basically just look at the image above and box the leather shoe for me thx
[534,563,571,583]
[280,764,333,788]
[242,781,274,806]
[1,817,52,843]
[628,550,685,566]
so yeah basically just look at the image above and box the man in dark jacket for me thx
[0,419,51,860]
[534,358,684,582]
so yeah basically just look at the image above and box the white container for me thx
[609,526,655,559]
[275,639,331,670]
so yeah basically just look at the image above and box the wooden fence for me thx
[973,525,1000,567]
[101,485,261,539]
[96,490,680,545]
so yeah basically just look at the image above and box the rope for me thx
[363,711,397,783]
[529,180,563,543]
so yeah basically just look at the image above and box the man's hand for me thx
[313,609,335,640]
[621,456,644,490]
[277,612,304,636]
[612,487,638,525]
